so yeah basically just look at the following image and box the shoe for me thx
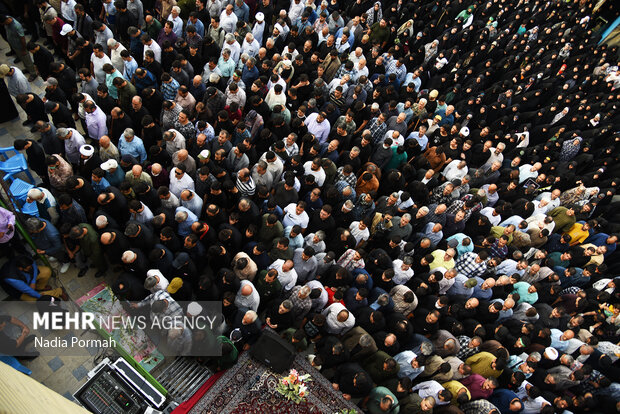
[28,74,37,82]
[77,267,88,277]
[60,262,70,273]
[95,270,106,278]
[13,58,21,64]
[22,120,31,126]
[5,50,15,56]
[30,126,38,133]
[60,288,69,301]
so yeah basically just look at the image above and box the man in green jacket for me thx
[366,386,400,414]
[70,223,107,277]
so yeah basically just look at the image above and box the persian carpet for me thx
[187,352,360,414]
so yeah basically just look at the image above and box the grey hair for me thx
[245,310,258,322]
[124,128,135,137]
[299,286,312,297]
[359,334,373,347]
[315,230,326,241]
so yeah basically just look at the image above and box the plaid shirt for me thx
[386,60,407,84]
[446,199,474,222]
[337,249,365,272]
[429,185,457,205]
[461,400,500,414]
[138,290,184,320]
[490,240,509,259]
[160,78,180,101]
[455,252,487,278]
[336,167,357,187]
[288,285,312,319]
[368,117,388,145]
[456,335,479,360]
[334,65,355,82]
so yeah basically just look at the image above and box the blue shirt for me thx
[160,78,180,100]
[92,177,111,194]
[31,219,62,255]
[186,19,205,37]
[118,134,147,163]
[394,351,424,380]
[5,261,41,298]
[446,233,474,256]
[407,131,428,151]
[233,2,249,22]
[105,167,126,187]
[242,64,259,87]
[175,207,198,236]
[124,58,138,81]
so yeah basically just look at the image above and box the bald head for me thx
[99,135,110,148]
[100,232,113,244]
[151,163,162,175]
[241,285,253,296]
[177,149,189,161]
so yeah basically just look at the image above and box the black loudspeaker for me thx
[249,331,296,373]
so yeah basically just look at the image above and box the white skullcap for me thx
[187,302,203,316]
[80,145,94,157]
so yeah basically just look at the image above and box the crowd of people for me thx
[0,0,619,412]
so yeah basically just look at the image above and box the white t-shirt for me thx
[282,203,309,229]
[91,53,112,83]
[302,161,326,187]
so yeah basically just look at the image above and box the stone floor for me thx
[0,35,126,402]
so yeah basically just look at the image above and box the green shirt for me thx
[255,271,283,304]
[146,18,163,41]
[368,386,400,414]
[369,22,390,45]
[215,336,238,370]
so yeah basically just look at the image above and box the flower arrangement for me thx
[276,369,312,404]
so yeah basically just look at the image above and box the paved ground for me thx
[0,36,160,402]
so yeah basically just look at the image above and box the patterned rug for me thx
[188,352,360,414]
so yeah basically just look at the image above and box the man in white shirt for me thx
[322,302,355,335]
[220,33,241,63]
[241,33,260,57]
[107,38,127,73]
[169,165,195,197]
[411,380,450,405]
[234,280,260,312]
[219,4,238,33]
[392,257,414,285]
[90,44,112,83]
[302,158,326,187]
[519,162,542,184]
[142,34,162,62]
[57,127,86,164]
[349,221,370,245]
[282,201,309,230]
[480,206,502,226]
[288,0,304,22]
[269,259,298,291]
[167,6,184,37]
[482,143,506,171]
[443,160,468,181]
